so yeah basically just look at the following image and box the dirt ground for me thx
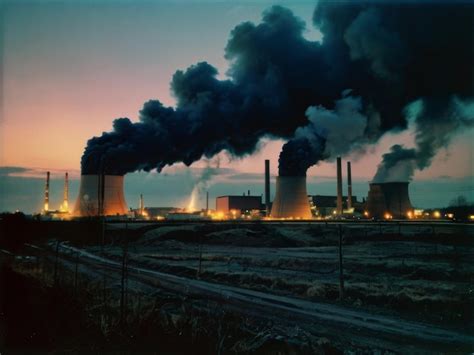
[96,222,474,332]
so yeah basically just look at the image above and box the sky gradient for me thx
[1,0,473,213]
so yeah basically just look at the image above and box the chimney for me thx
[347,162,352,210]
[265,159,270,215]
[248,190,250,196]
[206,191,209,212]
[139,194,144,215]
[62,172,69,212]
[336,157,343,215]
[44,171,50,212]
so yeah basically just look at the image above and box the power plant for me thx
[367,182,414,219]
[74,175,128,216]
[40,157,417,221]
[271,176,312,219]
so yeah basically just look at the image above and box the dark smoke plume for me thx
[373,97,473,182]
[82,2,473,176]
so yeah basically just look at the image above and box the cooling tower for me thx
[367,182,414,219]
[74,175,128,216]
[271,176,312,219]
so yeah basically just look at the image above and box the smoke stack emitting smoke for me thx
[81,2,473,180]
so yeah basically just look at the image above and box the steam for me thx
[279,94,370,176]
[81,2,473,178]
[373,97,474,182]
[186,158,220,212]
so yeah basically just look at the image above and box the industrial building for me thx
[309,195,360,217]
[74,175,128,216]
[271,176,312,219]
[216,194,263,215]
[366,182,414,219]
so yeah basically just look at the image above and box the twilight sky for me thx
[1,0,473,213]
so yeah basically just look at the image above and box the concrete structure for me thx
[44,171,50,212]
[216,195,262,214]
[265,159,271,215]
[271,176,312,219]
[139,194,144,216]
[74,175,128,216]
[347,162,352,210]
[367,182,414,219]
[336,157,343,215]
[60,172,69,212]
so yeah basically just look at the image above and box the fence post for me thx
[338,224,344,300]
[197,234,203,279]
[53,240,60,287]
[74,251,79,295]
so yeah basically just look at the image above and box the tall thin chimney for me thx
[206,191,209,212]
[336,157,343,215]
[62,172,69,212]
[139,194,144,215]
[44,171,50,212]
[347,162,352,210]
[265,159,270,215]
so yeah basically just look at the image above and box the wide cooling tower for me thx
[74,175,128,216]
[271,176,312,219]
[367,182,414,219]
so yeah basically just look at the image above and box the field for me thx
[2,220,473,353]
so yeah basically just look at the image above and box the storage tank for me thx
[367,182,413,219]
[271,176,312,219]
[74,175,128,216]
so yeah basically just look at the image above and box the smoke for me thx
[186,158,220,212]
[373,144,417,183]
[373,97,474,182]
[81,2,473,177]
[278,94,370,176]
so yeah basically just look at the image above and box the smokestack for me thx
[44,171,50,212]
[271,176,312,219]
[206,191,209,212]
[336,157,343,215]
[265,159,270,215]
[62,172,69,212]
[74,175,128,216]
[347,162,352,210]
[139,194,144,216]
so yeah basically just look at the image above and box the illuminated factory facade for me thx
[216,194,263,215]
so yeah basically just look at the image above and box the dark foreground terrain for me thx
[1,218,473,353]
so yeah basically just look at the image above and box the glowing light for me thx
[446,213,454,219]
[363,211,369,217]
[414,209,423,217]
[186,185,199,212]
[433,211,441,218]
[384,213,392,220]
[469,215,474,221]
[407,211,413,219]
